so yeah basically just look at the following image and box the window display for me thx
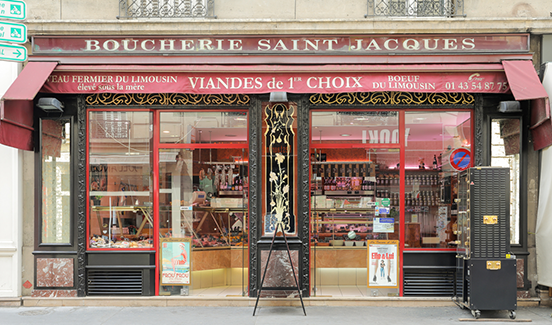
[88,111,153,249]
[404,111,471,248]
[309,109,471,296]
[310,108,402,296]
[310,149,400,247]
[158,148,248,248]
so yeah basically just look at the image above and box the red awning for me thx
[501,61,552,151]
[2,60,551,150]
[3,61,58,100]
[41,64,512,95]
[502,60,549,101]
[1,61,58,151]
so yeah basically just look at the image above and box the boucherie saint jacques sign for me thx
[36,34,526,95]
[32,34,529,55]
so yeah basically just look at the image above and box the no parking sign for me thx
[450,148,471,171]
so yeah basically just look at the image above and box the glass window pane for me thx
[88,111,153,249]
[41,119,71,244]
[404,111,471,248]
[158,148,249,246]
[310,139,400,296]
[311,111,399,144]
[491,119,520,245]
[160,111,248,144]
[158,147,249,295]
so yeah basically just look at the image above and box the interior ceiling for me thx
[155,112,470,143]
[185,118,469,143]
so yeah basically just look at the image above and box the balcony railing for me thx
[366,0,464,17]
[118,0,215,19]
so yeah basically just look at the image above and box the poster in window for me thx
[367,240,399,288]
[160,238,191,286]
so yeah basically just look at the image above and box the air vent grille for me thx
[87,269,143,296]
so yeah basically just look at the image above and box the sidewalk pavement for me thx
[0,305,551,325]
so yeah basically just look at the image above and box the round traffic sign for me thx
[450,148,471,171]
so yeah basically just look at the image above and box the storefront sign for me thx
[32,34,529,55]
[368,240,399,288]
[41,71,510,95]
[160,238,191,286]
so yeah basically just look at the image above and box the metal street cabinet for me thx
[455,167,517,319]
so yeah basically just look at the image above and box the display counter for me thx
[310,246,367,268]
[191,246,248,271]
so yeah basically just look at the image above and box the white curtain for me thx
[536,62,552,287]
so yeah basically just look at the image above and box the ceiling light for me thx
[225,134,237,137]
[162,130,170,134]
[341,133,351,137]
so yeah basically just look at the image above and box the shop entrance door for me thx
[156,110,249,297]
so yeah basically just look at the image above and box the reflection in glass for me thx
[404,111,471,248]
[160,111,248,144]
[158,147,249,295]
[491,119,520,245]
[88,111,153,249]
[311,111,399,144]
[41,119,71,244]
[158,148,249,247]
[310,146,400,296]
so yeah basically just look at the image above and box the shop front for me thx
[1,33,547,298]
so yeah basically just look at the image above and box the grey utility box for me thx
[455,167,517,319]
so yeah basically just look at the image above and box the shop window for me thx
[88,111,153,249]
[491,119,520,245]
[158,111,249,296]
[404,111,471,249]
[160,111,247,144]
[41,119,72,244]
[311,111,399,145]
[310,110,400,297]
[158,148,248,247]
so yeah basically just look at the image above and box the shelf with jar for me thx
[311,216,373,247]
[310,160,376,196]
[311,195,377,210]
[310,176,376,196]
